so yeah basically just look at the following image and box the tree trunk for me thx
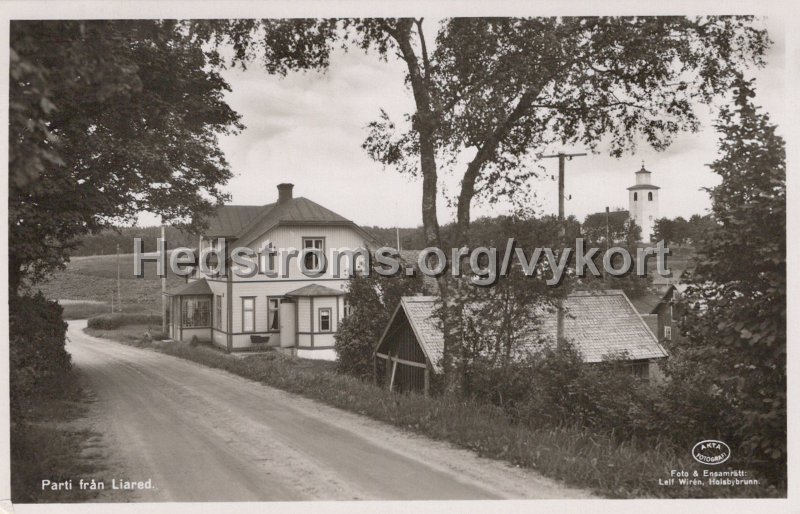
[390,20,462,394]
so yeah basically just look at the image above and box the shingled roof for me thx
[380,290,667,373]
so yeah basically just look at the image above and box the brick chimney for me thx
[277,183,294,205]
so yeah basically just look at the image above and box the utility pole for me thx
[395,200,401,252]
[116,243,121,313]
[541,152,587,345]
[161,225,167,335]
[605,206,610,282]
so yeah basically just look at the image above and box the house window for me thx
[319,308,332,332]
[302,237,324,271]
[268,297,282,332]
[648,192,653,201]
[343,299,352,318]
[215,295,222,329]
[633,192,638,201]
[182,296,210,327]
[664,325,672,341]
[242,297,255,333]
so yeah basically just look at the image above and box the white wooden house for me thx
[166,183,376,359]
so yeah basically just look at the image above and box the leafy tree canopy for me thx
[10,20,243,293]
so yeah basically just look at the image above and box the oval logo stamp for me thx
[692,440,731,465]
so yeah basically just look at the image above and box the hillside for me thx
[36,253,186,318]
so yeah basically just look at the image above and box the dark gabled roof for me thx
[166,278,213,296]
[200,195,379,246]
[379,290,667,373]
[205,205,267,238]
[236,197,357,245]
[285,283,345,297]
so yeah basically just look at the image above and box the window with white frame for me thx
[267,297,282,332]
[302,237,324,271]
[318,308,332,332]
[664,325,672,341]
[242,297,255,333]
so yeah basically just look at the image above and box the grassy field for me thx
[36,253,185,318]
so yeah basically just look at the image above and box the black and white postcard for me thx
[2,2,795,513]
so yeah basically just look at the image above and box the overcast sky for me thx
[151,17,785,229]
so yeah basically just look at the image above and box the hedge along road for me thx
[66,320,593,501]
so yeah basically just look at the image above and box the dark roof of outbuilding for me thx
[378,290,667,373]
[166,278,213,296]
[285,283,346,297]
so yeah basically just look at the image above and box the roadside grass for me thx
[87,312,163,330]
[85,326,777,498]
[85,323,165,347]
[11,372,111,503]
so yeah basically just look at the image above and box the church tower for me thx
[627,164,660,242]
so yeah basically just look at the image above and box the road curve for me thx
[66,320,592,501]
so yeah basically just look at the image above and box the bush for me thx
[462,339,778,487]
[335,272,424,379]
[464,341,722,444]
[10,293,71,413]
[87,312,161,330]
[464,342,656,437]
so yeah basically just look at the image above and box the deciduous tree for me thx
[678,78,785,484]
[10,20,243,295]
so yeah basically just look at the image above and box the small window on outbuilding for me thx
[633,192,638,201]
[648,192,653,201]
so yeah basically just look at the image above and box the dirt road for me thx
[66,320,592,501]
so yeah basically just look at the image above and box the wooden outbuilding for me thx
[374,290,670,394]
[373,296,442,395]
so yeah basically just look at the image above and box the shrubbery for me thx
[87,312,162,330]
[335,270,424,379]
[10,292,71,413]
[462,339,773,487]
